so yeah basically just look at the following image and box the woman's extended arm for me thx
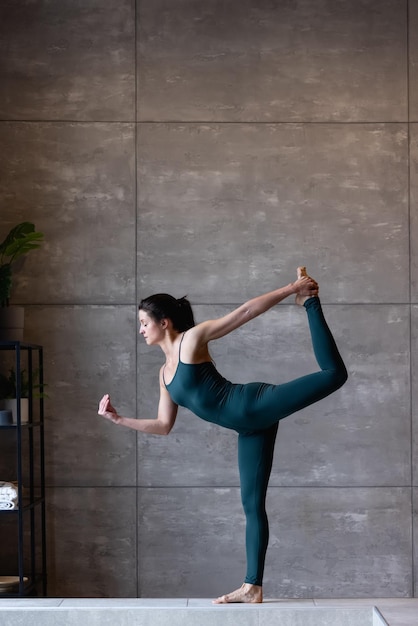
[98,369,178,435]
[193,271,317,343]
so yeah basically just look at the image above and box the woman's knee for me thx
[333,363,348,389]
[241,491,267,518]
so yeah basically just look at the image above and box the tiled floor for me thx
[0,598,417,625]
[314,598,418,626]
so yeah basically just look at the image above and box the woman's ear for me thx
[161,318,169,329]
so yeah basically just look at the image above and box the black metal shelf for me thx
[0,496,45,514]
[0,342,47,597]
[0,341,43,350]
[0,573,43,597]
[0,421,43,430]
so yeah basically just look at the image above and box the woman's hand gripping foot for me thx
[213,583,263,604]
[295,266,319,306]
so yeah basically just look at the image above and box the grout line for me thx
[0,119,413,125]
[20,301,418,306]
[44,484,416,490]
[135,0,140,601]
[406,0,415,599]
[136,120,412,126]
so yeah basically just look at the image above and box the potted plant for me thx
[0,222,44,340]
[0,367,46,424]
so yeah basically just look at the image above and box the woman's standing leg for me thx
[214,424,278,603]
[239,424,279,585]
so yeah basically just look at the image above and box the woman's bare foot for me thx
[295,266,318,305]
[212,583,263,604]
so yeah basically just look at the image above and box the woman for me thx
[98,267,347,603]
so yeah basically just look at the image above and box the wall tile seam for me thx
[135,120,413,126]
[134,0,140,600]
[45,485,417,489]
[194,302,415,305]
[0,120,135,126]
[45,485,138,489]
[406,2,414,578]
[0,119,135,125]
[0,119,414,125]
[21,300,137,304]
[133,485,416,490]
[20,302,418,307]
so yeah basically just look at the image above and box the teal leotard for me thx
[165,359,285,435]
[165,297,347,586]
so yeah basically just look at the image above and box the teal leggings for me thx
[238,297,347,585]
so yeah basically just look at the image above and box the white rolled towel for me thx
[0,481,18,509]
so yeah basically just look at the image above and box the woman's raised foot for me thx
[212,583,263,604]
[295,266,318,305]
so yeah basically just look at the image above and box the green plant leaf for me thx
[2,233,44,264]
[0,222,35,253]
[0,222,44,304]
[0,367,48,399]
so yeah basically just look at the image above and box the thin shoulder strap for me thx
[162,332,186,388]
[178,331,186,361]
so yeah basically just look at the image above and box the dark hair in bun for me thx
[138,294,195,332]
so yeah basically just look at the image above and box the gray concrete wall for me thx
[0,0,416,599]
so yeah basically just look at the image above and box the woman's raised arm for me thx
[193,270,318,344]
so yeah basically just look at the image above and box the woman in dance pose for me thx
[98,267,347,603]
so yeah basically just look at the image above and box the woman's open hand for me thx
[293,275,318,296]
[98,394,122,424]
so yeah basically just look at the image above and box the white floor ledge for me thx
[0,598,417,626]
